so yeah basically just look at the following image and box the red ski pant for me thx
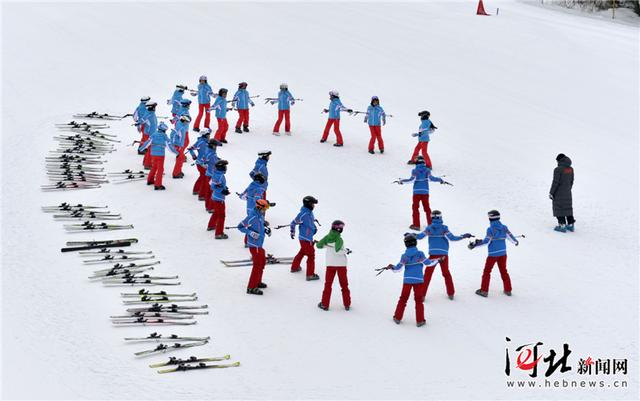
[291,240,315,275]
[321,267,351,308]
[411,141,432,167]
[207,200,226,236]
[214,118,228,141]
[138,124,146,142]
[141,127,152,167]
[247,247,266,289]
[193,165,206,194]
[194,103,211,129]
[172,146,186,177]
[423,255,454,297]
[236,109,249,129]
[147,155,165,186]
[199,176,211,201]
[205,192,215,212]
[273,110,291,133]
[393,283,425,323]
[368,125,384,151]
[321,118,343,145]
[480,255,512,293]
[412,194,431,227]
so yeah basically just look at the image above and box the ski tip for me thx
[232,361,241,367]
[224,354,231,360]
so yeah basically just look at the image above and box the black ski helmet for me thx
[488,210,501,221]
[140,96,151,102]
[415,155,426,165]
[218,88,228,96]
[239,82,248,89]
[331,220,345,233]
[303,196,318,210]
[258,150,272,160]
[404,233,418,248]
[556,153,567,161]
[180,98,192,107]
[418,110,430,120]
[145,101,157,111]
[253,173,266,184]
[176,84,187,91]
[208,138,221,148]
[431,210,442,220]
[215,159,228,172]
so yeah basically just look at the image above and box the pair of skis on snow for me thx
[220,254,293,267]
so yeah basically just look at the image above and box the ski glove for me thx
[468,239,482,250]
[265,227,272,236]
[290,231,295,240]
[323,109,329,113]
[462,233,473,239]
[514,240,519,246]
[347,109,353,113]
[221,188,230,196]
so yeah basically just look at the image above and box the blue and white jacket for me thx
[210,96,227,119]
[233,89,254,110]
[171,118,190,148]
[198,83,214,105]
[392,246,440,284]
[290,206,317,241]
[210,170,228,202]
[239,181,266,214]
[277,90,295,110]
[133,102,147,125]
[399,165,443,195]
[141,111,158,135]
[417,119,435,142]
[476,220,518,257]
[238,209,266,248]
[416,220,466,256]
[249,158,269,189]
[188,136,209,163]
[169,90,184,115]
[365,105,386,126]
[204,148,219,177]
[139,130,178,157]
[327,98,349,119]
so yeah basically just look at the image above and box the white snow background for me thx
[1,1,638,400]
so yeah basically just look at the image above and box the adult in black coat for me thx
[549,153,575,232]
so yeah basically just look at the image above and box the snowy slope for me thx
[2,1,638,400]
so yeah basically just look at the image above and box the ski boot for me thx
[235,127,242,134]
[417,321,426,328]
[407,159,416,165]
[220,139,228,144]
[345,305,350,311]
[154,185,166,191]
[318,302,328,311]
[246,288,263,295]
[566,224,575,232]
[333,143,343,147]
[504,291,512,296]
[290,267,302,273]
[285,131,292,136]
[207,227,214,231]
[475,289,488,297]
[258,282,267,289]
[193,127,200,133]
[144,166,151,170]
[306,274,320,281]
[393,318,401,324]
[368,150,375,154]
[380,149,384,154]
[147,181,154,186]
[215,233,229,239]
[554,225,567,233]
[273,132,281,136]
[243,125,249,133]
[409,225,421,231]
[320,139,326,143]
[448,294,455,300]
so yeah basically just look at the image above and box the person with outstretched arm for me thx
[238,199,272,295]
[290,196,319,280]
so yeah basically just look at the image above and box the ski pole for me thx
[514,235,526,239]
[223,226,241,230]
[374,265,394,276]
[273,225,290,230]
[314,219,322,226]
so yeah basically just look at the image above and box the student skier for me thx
[193,75,214,132]
[468,210,519,297]
[170,114,191,179]
[396,155,448,230]
[238,199,272,295]
[549,153,575,232]
[271,83,295,136]
[386,233,442,327]
[210,88,229,143]
[140,101,158,169]
[133,96,150,155]
[290,196,319,280]
[188,128,211,195]
[320,90,352,147]
[238,173,267,215]
[364,96,386,154]
[168,85,187,118]
[316,220,351,310]
[202,138,221,212]
[207,160,230,239]
[138,121,177,191]
[232,82,255,133]
[415,210,473,300]
[409,110,437,167]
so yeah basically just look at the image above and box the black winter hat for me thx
[556,153,566,161]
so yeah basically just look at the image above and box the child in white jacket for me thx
[316,220,351,311]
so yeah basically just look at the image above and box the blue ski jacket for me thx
[239,181,266,214]
[365,105,386,126]
[210,170,228,202]
[290,206,317,241]
[142,111,158,135]
[416,220,465,256]
[170,90,184,115]
[188,136,209,164]
[139,130,177,157]
[233,89,254,110]
[210,96,227,119]
[134,102,147,124]
[171,118,189,147]
[417,119,435,142]
[249,158,269,189]
[198,83,214,104]
[204,148,219,177]
[238,209,266,248]
[277,90,294,110]
[327,98,348,119]
[392,246,439,284]
[477,220,518,257]
[399,165,443,195]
